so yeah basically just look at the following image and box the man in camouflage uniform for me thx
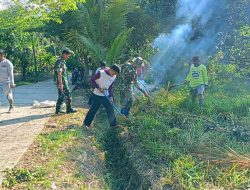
[54,48,77,114]
[120,57,148,117]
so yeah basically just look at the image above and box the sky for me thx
[0,0,28,10]
[0,0,11,10]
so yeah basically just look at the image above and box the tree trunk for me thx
[22,65,26,81]
[31,34,38,78]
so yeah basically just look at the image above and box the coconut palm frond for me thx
[104,0,135,44]
[106,28,133,64]
[67,31,105,61]
[75,4,99,42]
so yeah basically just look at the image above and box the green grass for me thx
[2,129,78,189]
[114,80,250,189]
[15,81,33,86]
[2,109,106,190]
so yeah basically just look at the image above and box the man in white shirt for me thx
[83,64,120,129]
[0,49,15,112]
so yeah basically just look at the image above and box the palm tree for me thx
[67,0,135,65]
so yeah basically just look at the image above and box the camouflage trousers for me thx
[120,89,134,116]
[56,87,72,112]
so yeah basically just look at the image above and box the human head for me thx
[99,60,107,68]
[62,48,74,60]
[0,49,5,61]
[109,64,120,77]
[192,56,201,67]
[132,57,144,67]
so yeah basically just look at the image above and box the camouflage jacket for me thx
[120,63,144,93]
[54,58,69,88]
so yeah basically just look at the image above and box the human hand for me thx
[110,97,114,103]
[98,88,104,93]
[58,84,63,91]
[10,84,16,88]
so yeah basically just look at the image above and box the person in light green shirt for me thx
[185,56,208,107]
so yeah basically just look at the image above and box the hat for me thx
[132,57,144,66]
[0,49,5,54]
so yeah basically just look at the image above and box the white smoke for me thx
[152,0,226,83]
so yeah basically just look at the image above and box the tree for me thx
[66,0,135,65]
[0,0,85,82]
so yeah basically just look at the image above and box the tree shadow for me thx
[0,113,52,127]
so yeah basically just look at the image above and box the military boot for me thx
[66,103,77,113]
[55,104,65,114]
[66,107,77,114]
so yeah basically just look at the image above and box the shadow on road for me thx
[0,113,52,127]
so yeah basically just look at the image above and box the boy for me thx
[185,56,208,107]
[83,64,120,129]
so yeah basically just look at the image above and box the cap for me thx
[132,57,144,66]
[0,49,5,54]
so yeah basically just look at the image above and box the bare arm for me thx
[7,61,15,86]
[58,70,63,90]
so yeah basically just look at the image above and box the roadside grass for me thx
[114,81,250,189]
[74,79,250,189]
[15,81,33,87]
[1,108,107,190]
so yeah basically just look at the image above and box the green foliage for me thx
[239,25,250,37]
[68,31,106,61]
[38,129,77,153]
[115,71,250,188]
[0,0,85,32]
[106,28,134,64]
[67,0,135,65]
[172,156,205,189]
[2,168,33,188]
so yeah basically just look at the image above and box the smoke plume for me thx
[151,0,227,83]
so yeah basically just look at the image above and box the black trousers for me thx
[84,94,117,127]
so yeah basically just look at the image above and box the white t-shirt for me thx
[0,58,14,85]
[93,70,116,97]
